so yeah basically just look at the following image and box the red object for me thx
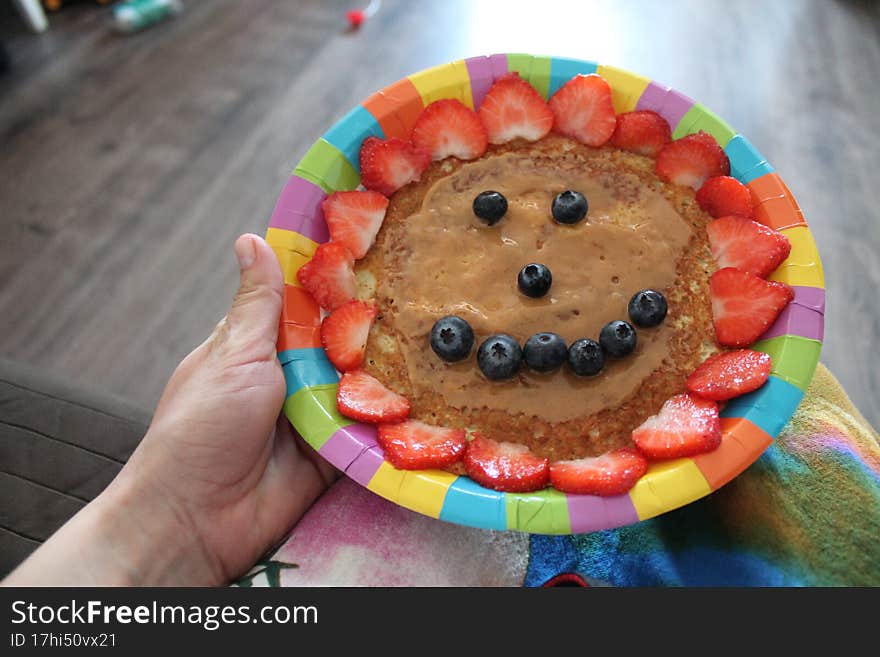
[707,216,792,278]
[320,300,377,372]
[610,110,671,157]
[477,73,553,144]
[337,370,411,423]
[542,573,590,587]
[655,131,730,189]
[687,349,773,401]
[696,175,755,219]
[548,74,618,147]
[710,267,794,347]
[411,99,488,161]
[632,393,722,460]
[549,448,648,496]
[359,136,430,197]
[346,9,365,27]
[377,420,467,470]
[464,435,550,492]
[322,190,388,259]
[296,242,357,311]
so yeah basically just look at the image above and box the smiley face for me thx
[430,186,670,381]
[359,140,700,435]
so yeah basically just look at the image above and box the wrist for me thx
[91,472,226,586]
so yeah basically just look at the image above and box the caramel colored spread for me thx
[359,136,718,460]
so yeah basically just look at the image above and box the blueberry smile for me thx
[429,287,666,382]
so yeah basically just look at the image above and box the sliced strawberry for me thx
[377,419,466,470]
[696,176,755,219]
[655,131,730,190]
[548,74,617,147]
[411,99,488,161]
[337,370,410,424]
[358,136,430,197]
[549,447,648,496]
[710,267,794,347]
[464,435,549,493]
[296,242,357,311]
[609,110,671,156]
[706,215,792,278]
[320,300,377,372]
[686,349,772,401]
[322,190,389,259]
[477,73,554,144]
[632,393,722,459]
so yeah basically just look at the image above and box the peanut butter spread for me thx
[358,135,719,461]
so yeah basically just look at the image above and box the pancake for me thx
[356,134,719,464]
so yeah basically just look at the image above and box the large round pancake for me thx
[357,134,719,464]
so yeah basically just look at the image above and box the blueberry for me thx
[430,316,475,362]
[523,332,568,372]
[477,334,523,380]
[599,320,637,358]
[628,289,668,328]
[473,191,508,225]
[517,263,552,298]
[551,190,588,224]
[567,338,605,376]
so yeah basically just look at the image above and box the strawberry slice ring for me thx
[265,55,824,534]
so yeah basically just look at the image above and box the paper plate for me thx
[264,54,824,534]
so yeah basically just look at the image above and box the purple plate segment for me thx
[319,422,378,467]
[268,175,330,244]
[760,301,824,342]
[465,54,509,108]
[345,447,386,487]
[635,82,695,131]
[790,285,826,313]
[566,492,640,534]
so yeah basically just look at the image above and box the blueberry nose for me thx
[518,263,552,298]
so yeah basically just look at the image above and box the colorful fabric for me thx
[239,363,879,587]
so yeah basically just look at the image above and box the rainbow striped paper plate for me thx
[264,55,824,534]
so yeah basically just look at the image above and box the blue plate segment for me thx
[725,134,775,184]
[721,376,804,438]
[439,476,508,530]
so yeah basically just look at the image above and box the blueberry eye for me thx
[473,191,508,225]
[551,190,588,224]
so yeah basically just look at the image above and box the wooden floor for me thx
[1,0,878,428]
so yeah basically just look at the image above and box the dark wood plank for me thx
[1,0,877,428]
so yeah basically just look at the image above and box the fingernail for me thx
[235,235,256,270]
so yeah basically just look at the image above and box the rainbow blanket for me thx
[238,364,879,587]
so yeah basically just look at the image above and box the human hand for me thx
[3,235,336,586]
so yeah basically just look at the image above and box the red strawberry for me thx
[377,419,466,470]
[477,73,554,144]
[548,74,617,147]
[710,267,794,347]
[706,216,792,278]
[609,110,671,156]
[549,448,648,496]
[632,393,722,459]
[337,370,410,424]
[322,190,389,259]
[696,176,755,219]
[359,136,430,197]
[320,300,377,372]
[686,349,772,401]
[296,242,357,311]
[464,435,550,493]
[411,99,488,161]
[655,131,730,190]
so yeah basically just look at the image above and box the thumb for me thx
[222,233,284,361]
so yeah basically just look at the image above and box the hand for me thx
[3,235,337,586]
